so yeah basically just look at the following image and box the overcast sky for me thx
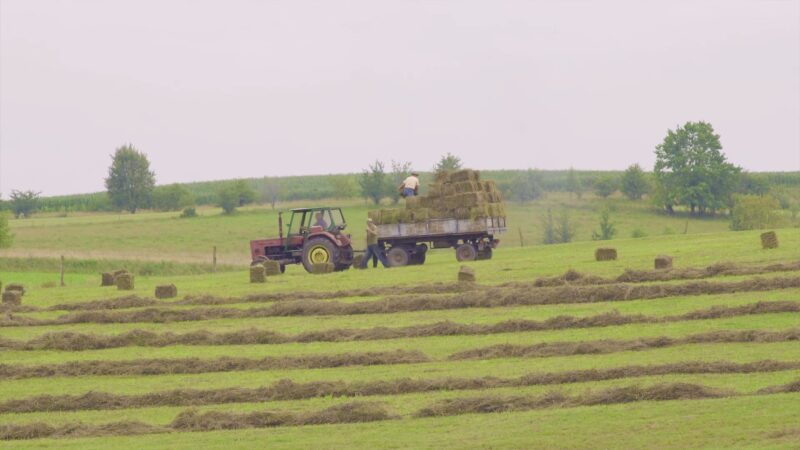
[1,0,798,196]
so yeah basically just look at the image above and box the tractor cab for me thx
[249,206,354,273]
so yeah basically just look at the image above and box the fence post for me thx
[60,255,65,287]
[518,228,524,247]
[212,246,217,273]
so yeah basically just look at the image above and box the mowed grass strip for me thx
[2,300,797,351]
[4,275,799,328]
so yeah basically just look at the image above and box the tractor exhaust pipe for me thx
[278,212,284,240]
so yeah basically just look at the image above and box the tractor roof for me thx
[289,207,338,212]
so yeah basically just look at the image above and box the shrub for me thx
[0,211,12,248]
[217,185,240,214]
[592,208,617,240]
[621,164,651,200]
[729,195,781,231]
[180,207,197,218]
[152,184,195,211]
[593,175,618,198]
[631,228,647,238]
[543,208,575,244]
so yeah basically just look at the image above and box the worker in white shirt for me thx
[401,172,420,197]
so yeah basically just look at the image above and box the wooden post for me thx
[60,255,65,287]
[212,246,217,273]
[518,228,524,247]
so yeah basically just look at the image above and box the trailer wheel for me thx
[302,238,338,273]
[476,248,493,260]
[455,243,477,261]
[387,247,410,267]
[410,252,426,265]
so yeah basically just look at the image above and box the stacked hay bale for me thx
[5,283,25,296]
[250,266,266,283]
[370,169,506,225]
[595,248,618,261]
[760,231,778,249]
[116,273,134,290]
[655,255,673,270]
[155,284,178,299]
[2,284,23,305]
[101,269,129,287]
[263,260,282,276]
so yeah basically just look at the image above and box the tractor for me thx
[249,207,354,273]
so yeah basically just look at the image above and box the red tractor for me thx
[249,207,354,273]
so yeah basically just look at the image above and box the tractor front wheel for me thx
[302,238,338,273]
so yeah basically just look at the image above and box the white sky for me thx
[1,0,799,196]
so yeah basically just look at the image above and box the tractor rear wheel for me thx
[302,238,338,273]
[387,246,410,267]
[455,243,477,262]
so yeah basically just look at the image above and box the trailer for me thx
[376,216,507,266]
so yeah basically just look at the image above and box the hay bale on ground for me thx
[2,290,21,305]
[761,231,778,249]
[352,254,365,268]
[458,265,476,282]
[250,266,266,283]
[311,263,335,274]
[595,248,618,261]
[112,269,128,280]
[655,255,673,270]
[100,272,115,286]
[263,260,282,276]
[155,284,178,299]
[116,273,134,290]
[5,283,25,296]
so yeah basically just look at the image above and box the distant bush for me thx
[621,164,651,200]
[543,208,575,244]
[630,228,647,238]
[180,207,197,218]
[729,195,781,231]
[0,211,13,248]
[152,184,195,211]
[510,169,545,203]
[592,208,617,240]
[593,175,618,199]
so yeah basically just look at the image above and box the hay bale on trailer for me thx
[155,284,178,299]
[116,273,134,290]
[263,260,282,276]
[5,283,25,296]
[655,255,673,270]
[311,262,335,274]
[458,265,476,282]
[595,248,618,261]
[2,290,21,305]
[250,266,266,283]
[760,231,778,249]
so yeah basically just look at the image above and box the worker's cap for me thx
[411,171,419,176]
[367,218,373,222]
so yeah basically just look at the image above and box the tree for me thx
[151,184,194,211]
[389,161,413,204]
[566,167,584,199]
[434,153,463,172]
[654,122,741,215]
[510,169,545,203]
[359,160,391,205]
[232,180,257,206]
[729,195,781,231]
[592,208,617,240]
[620,164,651,200]
[9,190,41,218]
[105,145,156,213]
[261,177,284,209]
[542,208,575,244]
[216,184,240,214]
[0,211,12,248]
[593,175,618,199]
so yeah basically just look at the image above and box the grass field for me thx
[0,201,798,448]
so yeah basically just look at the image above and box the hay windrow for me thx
[2,359,797,414]
[5,276,800,328]
[3,301,797,351]
[0,350,429,380]
[756,379,800,394]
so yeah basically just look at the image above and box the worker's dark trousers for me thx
[361,244,390,268]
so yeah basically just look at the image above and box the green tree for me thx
[105,145,156,213]
[232,180,257,206]
[261,177,284,209]
[592,207,617,240]
[566,167,584,199]
[510,169,545,203]
[654,122,741,215]
[434,153,463,172]
[593,175,618,198]
[620,164,651,200]
[359,160,391,205]
[729,195,781,231]
[0,211,12,248]
[542,208,575,244]
[557,209,576,243]
[216,184,240,214]
[9,190,41,218]
[151,184,194,211]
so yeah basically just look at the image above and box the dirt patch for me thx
[2,359,797,414]
[0,349,429,380]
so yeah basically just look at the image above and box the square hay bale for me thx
[453,181,480,194]
[405,196,423,210]
[2,290,21,305]
[469,205,490,220]
[459,192,486,207]
[155,284,178,299]
[100,272,115,286]
[411,208,430,222]
[458,265,476,282]
[380,209,400,224]
[352,254,365,268]
[760,231,778,249]
[112,269,128,280]
[116,273,135,290]
[429,209,450,220]
[442,183,456,196]
[434,171,452,183]
[654,255,673,270]
[450,169,480,183]
[311,262,335,274]
[427,183,443,198]
[249,266,266,283]
[454,207,471,220]
[487,203,506,217]
[482,180,497,192]
[368,210,382,224]
[263,260,282,276]
[595,248,618,261]
[5,283,25,296]
[396,209,414,223]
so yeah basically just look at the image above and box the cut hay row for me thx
[5,276,799,327]
[449,328,800,361]
[2,359,797,414]
[3,300,797,351]
[0,350,429,380]
[2,328,798,380]
[40,261,800,313]
[4,381,800,441]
